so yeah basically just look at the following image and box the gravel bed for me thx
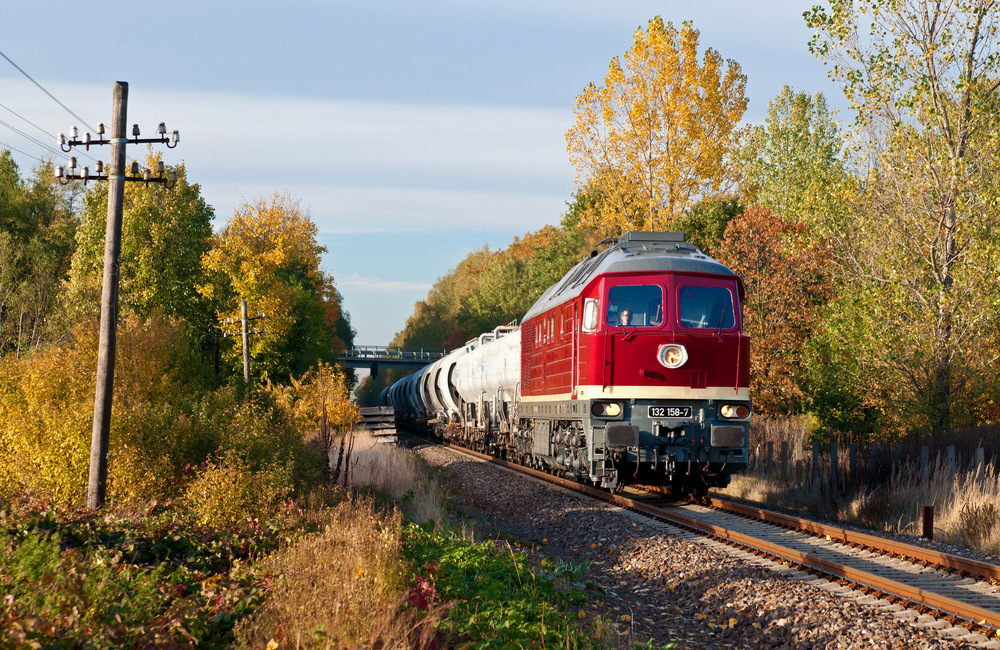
[408,439,978,649]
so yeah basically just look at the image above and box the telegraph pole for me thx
[220,301,267,384]
[241,300,250,383]
[87,81,127,510]
[57,81,180,510]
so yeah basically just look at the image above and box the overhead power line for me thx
[0,101,58,142]
[0,117,61,158]
[0,139,45,163]
[0,56,140,169]
[0,49,98,133]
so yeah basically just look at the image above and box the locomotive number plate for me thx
[648,405,692,418]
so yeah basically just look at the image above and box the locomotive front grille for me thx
[711,425,746,447]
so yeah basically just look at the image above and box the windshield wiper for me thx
[715,304,729,341]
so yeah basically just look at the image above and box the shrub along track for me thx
[436,439,1000,645]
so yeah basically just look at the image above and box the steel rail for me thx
[707,496,1000,582]
[436,441,1000,632]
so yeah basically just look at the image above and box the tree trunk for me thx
[931,199,957,435]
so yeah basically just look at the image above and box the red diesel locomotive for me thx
[383,231,751,494]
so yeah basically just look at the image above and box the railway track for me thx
[434,439,1000,644]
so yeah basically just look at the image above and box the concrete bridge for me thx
[337,346,446,377]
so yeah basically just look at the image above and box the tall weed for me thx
[727,416,1000,555]
[233,497,442,649]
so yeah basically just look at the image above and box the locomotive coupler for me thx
[651,422,690,442]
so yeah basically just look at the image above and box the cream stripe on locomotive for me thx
[520,385,750,402]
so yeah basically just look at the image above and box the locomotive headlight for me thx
[657,344,688,369]
[592,401,622,417]
[720,403,751,419]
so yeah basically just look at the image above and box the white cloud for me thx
[207,182,568,234]
[131,90,573,181]
[0,80,575,231]
[340,274,434,292]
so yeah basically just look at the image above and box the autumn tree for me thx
[458,225,585,336]
[566,17,748,235]
[677,194,743,256]
[806,0,1000,433]
[715,206,834,415]
[388,246,495,353]
[67,153,213,330]
[200,192,354,383]
[737,85,850,227]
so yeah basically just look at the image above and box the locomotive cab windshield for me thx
[603,281,739,332]
[606,284,663,328]
[679,285,736,330]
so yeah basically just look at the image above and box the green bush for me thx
[402,524,603,648]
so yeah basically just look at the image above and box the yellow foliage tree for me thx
[267,362,358,432]
[200,193,352,382]
[566,17,748,235]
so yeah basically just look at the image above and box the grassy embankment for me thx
[2,427,673,648]
[722,417,1000,554]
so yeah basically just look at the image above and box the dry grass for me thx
[331,430,447,525]
[852,460,1000,552]
[723,417,1000,555]
[233,497,446,649]
[233,433,456,649]
[333,430,418,498]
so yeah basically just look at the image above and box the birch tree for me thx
[806,0,1000,433]
[737,85,850,227]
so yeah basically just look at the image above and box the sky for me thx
[0,0,847,354]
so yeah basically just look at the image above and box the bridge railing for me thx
[339,346,447,361]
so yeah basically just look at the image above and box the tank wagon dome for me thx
[522,231,735,323]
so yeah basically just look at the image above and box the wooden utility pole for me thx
[241,299,250,383]
[87,81,128,510]
[57,83,178,511]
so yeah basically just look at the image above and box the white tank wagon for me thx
[399,368,426,418]
[454,326,520,439]
[454,331,494,401]
[382,326,519,441]
[381,337,482,432]
[419,364,442,416]
[430,346,469,428]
